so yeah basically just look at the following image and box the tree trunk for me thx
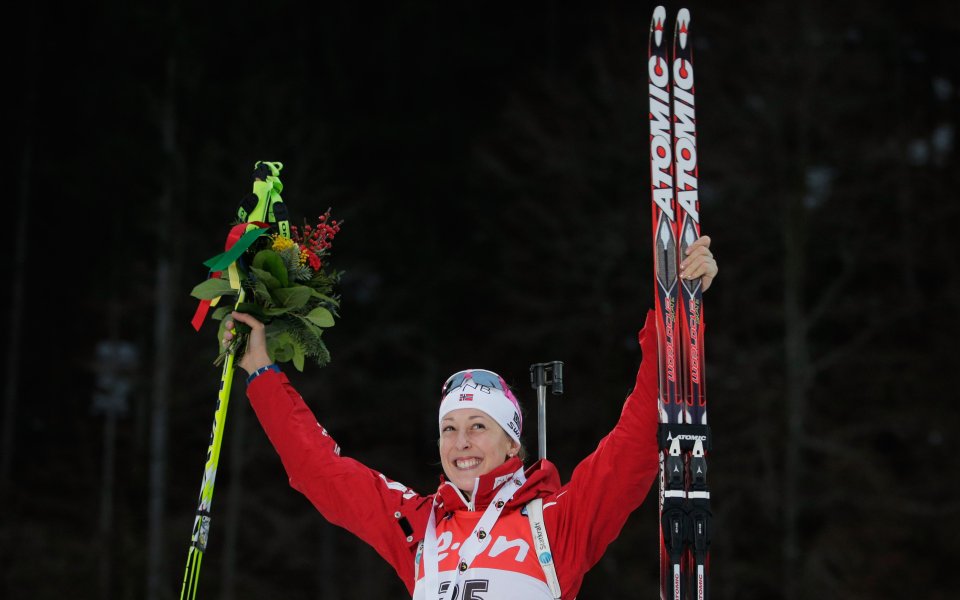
[146,54,179,600]
[317,523,340,600]
[782,189,809,600]
[99,410,118,600]
[782,6,816,597]
[1,122,31,493]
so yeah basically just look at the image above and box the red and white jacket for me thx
[247,312,660,599]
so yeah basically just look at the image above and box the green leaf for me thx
[292,316,323,345]
[300,317,323,339]
[305,306,335,328]
[268,331,295,363]
[252,250,289,288]
[293,342,305,371]
[191,277,237,300]
[264,306,293,316]
[252,278,273,306]
[266,318,293,335]
[308,290,340,307]
[273,286,311,309]
[250,266,282,290]
[211,306,233,321]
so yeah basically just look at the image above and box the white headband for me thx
[439,380,522,444]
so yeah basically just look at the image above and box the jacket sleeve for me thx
[246,370,431,594]
[547,310,661,596]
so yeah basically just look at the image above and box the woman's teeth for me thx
[455,458,481,469]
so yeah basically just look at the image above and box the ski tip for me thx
[676,8,691,50]
[651,6,667,47]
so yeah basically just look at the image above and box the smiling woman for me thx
[223,237,718,599]
[233,309,647,597]
[229,311,662,599]
[437,369,523,501]
[439,408,520,498]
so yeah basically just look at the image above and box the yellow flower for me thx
[271,234,295,252]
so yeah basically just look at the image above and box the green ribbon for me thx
[202,227,270,271]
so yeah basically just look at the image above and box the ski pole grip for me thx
[530,361,563,460]
[550,361,563,395]
[529,361,564,394]
[530,363,546,388]
[252,163,272,181]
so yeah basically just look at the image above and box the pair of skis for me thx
[648,6,711,600]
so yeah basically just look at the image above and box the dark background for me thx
[3,1,958,598]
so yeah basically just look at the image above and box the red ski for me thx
[649,6,711,599]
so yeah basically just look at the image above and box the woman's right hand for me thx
[223,311,273,375]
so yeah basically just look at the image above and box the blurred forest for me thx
[2,1,958,599]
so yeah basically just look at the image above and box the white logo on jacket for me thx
[378,473,417,500]
[434,530,530,563]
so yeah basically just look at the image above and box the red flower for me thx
[304,248,322,270]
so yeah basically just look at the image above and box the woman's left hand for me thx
[679,235,718,292]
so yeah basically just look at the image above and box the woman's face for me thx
[440,408,520,497]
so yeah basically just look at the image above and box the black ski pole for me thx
[529,361,564,460]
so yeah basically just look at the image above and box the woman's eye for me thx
[471,423,486,430]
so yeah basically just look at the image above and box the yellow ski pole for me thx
[180,281,243,600]
[180,162,286,599]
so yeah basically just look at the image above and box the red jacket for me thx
[247,311,660,598]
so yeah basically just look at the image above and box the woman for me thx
[225,237,717,599]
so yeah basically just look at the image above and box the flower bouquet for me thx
[190,175,343,371]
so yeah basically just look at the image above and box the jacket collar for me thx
[434,457,561,515]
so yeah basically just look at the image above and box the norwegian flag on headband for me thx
[459,393,473,402]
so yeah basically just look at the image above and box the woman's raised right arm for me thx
[227,312,430,594]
